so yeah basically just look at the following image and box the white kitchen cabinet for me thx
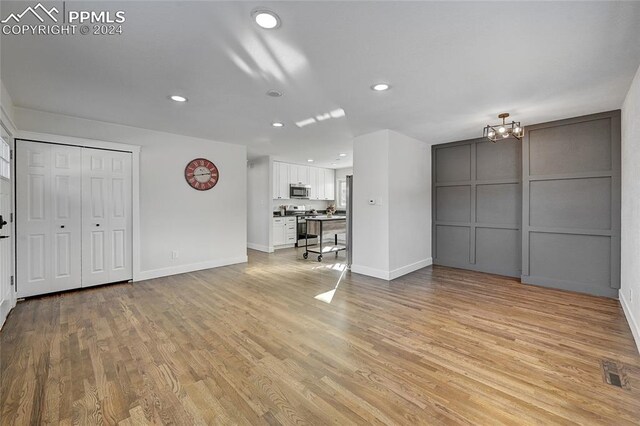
[273,217,285,245]
[289,164,309,185]
[273,161,334,201]
[324,168,335,200]
[307,166,335,200]
[308,167,319,199]
[273,162,290,200]
[273,217,296,248]
[317,169,326,200]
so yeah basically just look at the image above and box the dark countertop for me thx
[273,209,346,218]
[305,216,346,221]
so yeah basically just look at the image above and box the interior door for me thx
[82,148,132,287]
[16,141,82,297]
[0,129,14,314]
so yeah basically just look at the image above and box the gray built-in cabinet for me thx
[432,110,621,297]
[521,111,621,297]
[432,138,522,278]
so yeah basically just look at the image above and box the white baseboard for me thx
[351,264,391,280]
[389,258,433,280]
[274,244,295,250]
[136,256,248,281]
[352,258,433,281]
[620,290,640,355]
[247,243,272,253]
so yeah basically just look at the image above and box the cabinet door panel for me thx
[324,169,335,200]
[317,169,326,200]
[309,167,319,199]
[273,162,280,199]
[273,221,285,245]
[278,163,290,199]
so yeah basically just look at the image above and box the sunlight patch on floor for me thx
[312,262,347,271]
[314,266,348,304]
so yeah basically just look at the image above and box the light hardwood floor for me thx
[1,249,639,425]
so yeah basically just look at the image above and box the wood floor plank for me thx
[2,248,640,424]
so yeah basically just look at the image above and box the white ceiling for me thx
[2,1,640,168]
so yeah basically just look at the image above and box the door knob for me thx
[96,224,100,227]
[0,236,8,239]
[0,215,6,230]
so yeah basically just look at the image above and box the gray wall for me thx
[522,111,621,297]
[432,138,522,277]
[432,110,621,298]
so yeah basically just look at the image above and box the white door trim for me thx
[0,118,16,329]
[16,131,142,282]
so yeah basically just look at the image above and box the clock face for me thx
[185,158,219,191]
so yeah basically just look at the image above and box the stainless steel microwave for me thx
[290,184,311,199]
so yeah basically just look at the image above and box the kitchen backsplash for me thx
[272,199,330,213]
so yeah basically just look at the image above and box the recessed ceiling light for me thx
[266,90,283,98]
[339,153,347,157]
[252,10,281,29]
[169,95,188,102]
[332,163,337,166]
[307,159,314,163]
[272,122,284,128]
[371,83,390,91]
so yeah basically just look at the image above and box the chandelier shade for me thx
[483,113,523,142]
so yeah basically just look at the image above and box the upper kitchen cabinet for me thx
[289,164,309,185]
[273,161,335,200]
[273,161,290,199]
[324,168,335,200]
[308,166,335,200]
[309,167,319,199]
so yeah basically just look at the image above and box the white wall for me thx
[1,79,16,126]
[388,131,432,274]
[621,64,640,353]
[352,130,390,276]
[14,107,247,280]
[247,156,271,252]
[352,130,432,280]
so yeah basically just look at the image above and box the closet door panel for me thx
[108,152,132,282]
[82,149,111,287]
[82,148,132,287]
[50,145,82,287]
[17,141,81,297]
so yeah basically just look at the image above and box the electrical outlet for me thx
[171,250,179,259]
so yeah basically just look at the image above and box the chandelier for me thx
[483,113,523,142]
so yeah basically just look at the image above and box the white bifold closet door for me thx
[81,148,132,287]
[16,141,132,297]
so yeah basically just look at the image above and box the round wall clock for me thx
[184,158,219,191]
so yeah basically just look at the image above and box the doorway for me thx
[0,125,14,323]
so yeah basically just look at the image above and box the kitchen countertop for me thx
[305,215,346,221]
[273,210,346,218]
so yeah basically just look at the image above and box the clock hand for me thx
[194,172,211,177]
